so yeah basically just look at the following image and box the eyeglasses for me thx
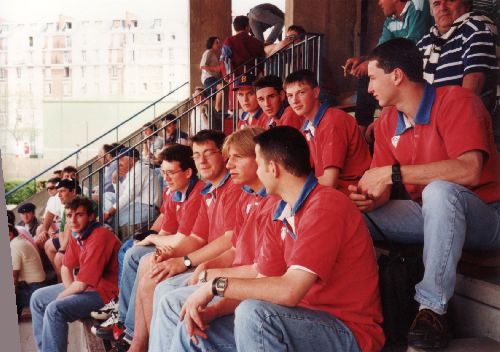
[47,186,55,191]
[160,169,184,177]
[193,149,221,161]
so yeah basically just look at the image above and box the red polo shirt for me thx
[161,179,204,235]
[238,109,269,130]
[372,85,500,203]
[63,225,121,304]
[302,103,371,195]
[268,105,304,130]
[257,176,384,352]
[191,174,242,243]
[232,189,281,267]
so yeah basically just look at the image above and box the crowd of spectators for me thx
[6,1,499,351]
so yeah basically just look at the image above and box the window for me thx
[63,82,72,96]
[111,66,117,78]
[64,67,70,77]
[132,20,138,28]
[171,33,175,40]
[132,50,135,62]
[157,34,161,42]
[44,83,52,95]
[154,19,161,28]
[82,50,86,62]
[29,36,33,47]
[66,22,72,30]
[168,48,174,60]
[143,83,148,91]
[0,68,6,80]
[16,67,22,79]
[81,67,85,78]
[44,68,51,79]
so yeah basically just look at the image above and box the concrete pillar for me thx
[189,0,232,94]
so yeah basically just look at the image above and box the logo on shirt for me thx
[280,226,287,241]
[246,204,253,215]
[176,205,181,212]
[391,135,400,148]
[205,198,212,207]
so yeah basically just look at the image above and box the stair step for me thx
[407,337,500,351]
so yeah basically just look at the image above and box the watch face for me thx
[184,258,191,267]
[198,270,207,282]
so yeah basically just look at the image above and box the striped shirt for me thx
[417,15,498,87]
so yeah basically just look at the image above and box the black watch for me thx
[183,255,192,269]
[212,277,228,297]
[391,163,402,185]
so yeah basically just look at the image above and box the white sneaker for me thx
[90,311,119,336]
[90,298,118,321]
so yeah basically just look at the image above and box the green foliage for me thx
[5,180,40,205]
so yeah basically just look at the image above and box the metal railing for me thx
[80,33,324,239]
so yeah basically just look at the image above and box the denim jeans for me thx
[16,281,45,316]
[118,245,156,337]
[118,239,135,288]
[149,282,202,350]
[165,299,360,352]
[365,180,500,314]
[30,283,104,352]
[248,8,284,43]
[103,192,158,227]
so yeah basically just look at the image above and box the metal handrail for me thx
[6,81,189,198]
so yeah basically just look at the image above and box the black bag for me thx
[377,244,424,347]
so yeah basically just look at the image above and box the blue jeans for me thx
[166,299,360,352]
[118,239,135,288]
[365,180,500,314]
[30,283,104,352]
[16,281,45,316]
[104,192,158,227]
[118,245,156,337]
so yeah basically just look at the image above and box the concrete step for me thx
[406,337,500,352]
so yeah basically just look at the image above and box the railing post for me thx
[98,170,104,225]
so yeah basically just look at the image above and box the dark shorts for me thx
[52,237,61,251]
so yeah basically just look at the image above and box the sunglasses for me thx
[47,186,56,190]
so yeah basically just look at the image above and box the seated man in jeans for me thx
[348,38,500,350]
[30,197,121,352]
[171,127,384,352]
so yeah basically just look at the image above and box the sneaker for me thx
[109,337,131,352]
[90,298,118,321]
[407,309,450,349]
[91,312,121,341]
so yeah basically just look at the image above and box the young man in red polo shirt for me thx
[255,74,304,130]
[30,197,121,352]
[233,73,268,129]
[348,38,500,350]
[167,126,384,352]
[284,69,371,195]
[148,127,282,350]
[121,130,241,352]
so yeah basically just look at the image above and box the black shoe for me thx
[109,336,131,352]
[407,309,449,349]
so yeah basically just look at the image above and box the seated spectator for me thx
[248,3,285,44]
[254,74,304,129]
[161,114,189,145]
[265,24,306,57]
[148,126,280,351]
[8,210,37,248]
[103,147,161,233]
[61,165,89,196]
[43,179,80,280]
[98,144,119,194]
[38,177,62,239]
[9,224,46,318]
[417,0,498,112]
[17,202,39,238]
[344,0,432,135]
[284,69,371,194]
[30,197,121,352]
[233,73,268,129]
[190,87,210,135]
[52,170,62,179]
[166,126,384,352]
[142,122,165,163]
[349,38,500,350]
[200,36,222,91]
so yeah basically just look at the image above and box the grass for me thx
[4,180,41,205]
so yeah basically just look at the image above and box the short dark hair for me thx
[288,25,306,37]
[102,144,114,154]
[69,197,95,216]
[47,177,61,184]
[254,126,311,177]
[233,16,249,31]
[62,165,78,174]
[191,129,226,150]
[254,75,283,93]
[206,36,219,50]
[7,210,15,225]
[160,144,196,172]
[8,224,18,238]
[164,113,177,122]
[367,38,424,83]
[284,69,318,89]
[143,122,157,132]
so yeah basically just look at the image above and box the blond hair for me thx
[222,127,265,158]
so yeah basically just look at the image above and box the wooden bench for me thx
[80,318,111,352]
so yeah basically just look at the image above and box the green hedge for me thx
[5,180,40,205]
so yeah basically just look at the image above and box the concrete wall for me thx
[189,0,231,94]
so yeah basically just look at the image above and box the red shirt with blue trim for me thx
[267,103,304,130]
[372,85,500,204]
[238,108,269,130]
[257,174,384,352]
[161,178,204,235]
[191,173,242,243]
[302,103,372,195]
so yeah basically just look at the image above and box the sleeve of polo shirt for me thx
[378,19,393,45]
[438,93,491,159]
[200,50,209,68]
[404,2,432,43]
[462,25,497,75]
[371,114,398,168]
[220,186,241,233]
[191,199,210,240]
[321,111,351,171]
[161,196,179,234]
[288,208,344,282]
[76,234,114,288]
[231,194,246,248]
[256,220,287,277]
[10,244,22,271]
[177,192,203,236]
[62,237,80,270]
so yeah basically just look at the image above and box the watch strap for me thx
[391,163,402,185]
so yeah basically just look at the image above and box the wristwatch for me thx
[198,270,208,283]
[183,255,193,269]
[212,277,229,297]
[391,163,403,185]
